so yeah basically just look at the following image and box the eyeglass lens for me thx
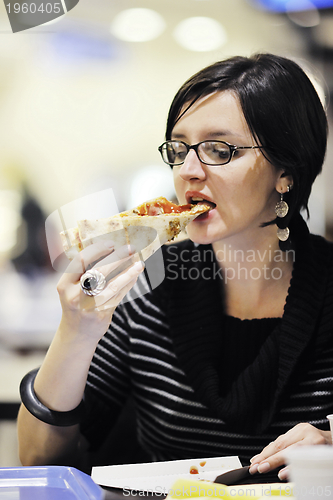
[161,141,231,166]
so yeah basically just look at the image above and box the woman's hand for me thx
[57,240,144,344]
[249,423,332,480]
[18,240,145,466]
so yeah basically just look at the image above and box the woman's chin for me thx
[186,227,215,246]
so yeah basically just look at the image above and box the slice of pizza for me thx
[60,197,210,262]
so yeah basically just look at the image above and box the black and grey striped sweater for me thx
[81,226,333,465]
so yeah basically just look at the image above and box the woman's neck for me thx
[212,228,295,319]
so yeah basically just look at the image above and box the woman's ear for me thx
[276,171,293,193]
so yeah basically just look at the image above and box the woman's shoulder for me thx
[308,233,333,261]
[301,233,333,290]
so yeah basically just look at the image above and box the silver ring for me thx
[80,270,106,296]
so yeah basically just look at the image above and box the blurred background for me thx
[0,0,332,467]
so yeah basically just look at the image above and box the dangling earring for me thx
[275,186,290,242]
[275,190,289,218]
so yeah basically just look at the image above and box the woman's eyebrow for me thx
[171,130,243,140]
[206,130,244,139]
[171,132,187,140]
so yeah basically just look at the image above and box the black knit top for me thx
[217,316,281,397]
[81,216,333,463]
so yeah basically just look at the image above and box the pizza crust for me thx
[60,197,210,262]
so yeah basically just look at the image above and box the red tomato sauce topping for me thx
[136,197,192,215]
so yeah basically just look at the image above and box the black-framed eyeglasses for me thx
[158,140,262,167]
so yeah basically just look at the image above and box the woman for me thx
[18,53,333,481]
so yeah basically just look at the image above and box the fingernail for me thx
[250,454,260,464]
[134,261,145,271]
[278,468,289,481]
[258,462,271,474]
[249,464,258,475]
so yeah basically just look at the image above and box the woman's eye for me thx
[211,147,229,158]
[175,150,187,160]
[217,149,229,158]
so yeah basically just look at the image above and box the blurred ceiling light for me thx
[173,17,227,52]
[286,0,320,26]
[110,8,166,42]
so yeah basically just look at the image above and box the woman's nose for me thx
[178,150,207,181]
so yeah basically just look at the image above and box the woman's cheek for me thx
[173,174,185,203]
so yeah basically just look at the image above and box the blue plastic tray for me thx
[0,466,104,499]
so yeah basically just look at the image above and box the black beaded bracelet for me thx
[19,368,85,427]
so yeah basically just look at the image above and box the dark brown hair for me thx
[166,53,328,218]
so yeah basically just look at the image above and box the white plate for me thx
[91,456,242,493]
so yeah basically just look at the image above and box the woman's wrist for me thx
[32,326,97,412]
[57,312,111,348]
[20,368,85,426]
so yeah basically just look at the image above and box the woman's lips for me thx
[185,193,217,221]
[186,192,216,207]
